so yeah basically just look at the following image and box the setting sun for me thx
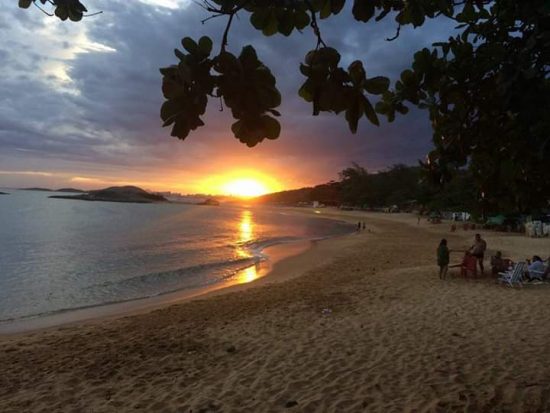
[196,170,282,197]
[222,178,269,197]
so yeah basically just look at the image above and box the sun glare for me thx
[222,178,269,198]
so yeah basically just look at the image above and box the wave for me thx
[0,223,356,325]
[0,257,260,324]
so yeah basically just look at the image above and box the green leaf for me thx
[364,76,390,95]
[215,51,239,73]
[18,0,33,9]
[299,82,313,101]
[262,12,279,36]
[299,63,311,77]
[293,9,310,30]
[160,100,181,125]
[68,9,83,22]
[198,36,213,56]
[278,10,295,36]
[352,0,375,22]
[262,115,281,139]
[345,97,363,133]
[320,0,332,19]
[348,61,366,86]
[55,6,69,20]
[171,118,191,140]
[240,45,259,68]
[250,8,269,30]
[331,0,345,14]
[362,95,379,126]
[174,48,186,61]
[319,47,341,67]
[181,37,198,55]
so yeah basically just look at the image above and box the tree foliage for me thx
[17,0,550,212]
[257,163,481,214]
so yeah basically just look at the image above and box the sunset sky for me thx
[0,0,454,194]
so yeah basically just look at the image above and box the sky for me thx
[0,0,455,194]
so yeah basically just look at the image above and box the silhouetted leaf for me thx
[364,76,390,95]
[198,36,213,56]
[352,0,375,22]
[181,37,198,55]
[18,0,32,9]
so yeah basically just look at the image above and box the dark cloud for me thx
[0,1,455,190]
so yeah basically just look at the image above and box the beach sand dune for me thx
[1,213,549,412]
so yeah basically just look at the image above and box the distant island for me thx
[56,188,85,193]
[0,191,8,195]
[50,186,168,204]
[197,198,220,206]
[19,187,53,192]
[19,187,85,193]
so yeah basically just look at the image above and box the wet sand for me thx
[1,211,549,412]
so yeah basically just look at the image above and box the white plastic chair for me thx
[498,262,526,287]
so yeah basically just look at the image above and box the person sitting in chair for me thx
[526,255,546,281]
[490,251,508,276]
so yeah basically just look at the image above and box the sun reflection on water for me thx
[237,264,259,284]
[236,210,260,283]
[239,210,253,245]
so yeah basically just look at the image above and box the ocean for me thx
[0,190,352,324]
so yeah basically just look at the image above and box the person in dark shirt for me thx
[490,251,508,275]
[469,233,487,275]
[437,239,450,280]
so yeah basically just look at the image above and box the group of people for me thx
[437,233,549,282]
[437,233,486,279]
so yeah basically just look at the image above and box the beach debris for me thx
[321,308,332,315]
[285,400,298,408]
[225,344,237,353]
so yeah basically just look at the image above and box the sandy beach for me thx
[1,211,549,412]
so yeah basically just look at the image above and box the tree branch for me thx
[386,24,401,41]
[220,11,235,53]
[304,0,326,49]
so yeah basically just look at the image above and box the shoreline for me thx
[1,212,549,411]
[0,216,356,335]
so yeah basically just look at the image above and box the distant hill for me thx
[50,186,168,204]
[56,188,85,193]
[255,182,341,206]
[20,187,52,192]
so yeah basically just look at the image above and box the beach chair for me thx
[498,262,526,287]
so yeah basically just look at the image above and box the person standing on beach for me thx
[469,233,487,275]
[357,222,361,231]
[437,239,450,279]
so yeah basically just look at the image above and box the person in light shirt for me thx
[526,255,546,281]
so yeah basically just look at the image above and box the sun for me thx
[222,178,269,197]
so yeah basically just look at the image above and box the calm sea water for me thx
[0,190,352,322]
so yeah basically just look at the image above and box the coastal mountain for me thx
[50,186,168,204]
[255,182,341,206]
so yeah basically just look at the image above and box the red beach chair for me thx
[460,254,478,277]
